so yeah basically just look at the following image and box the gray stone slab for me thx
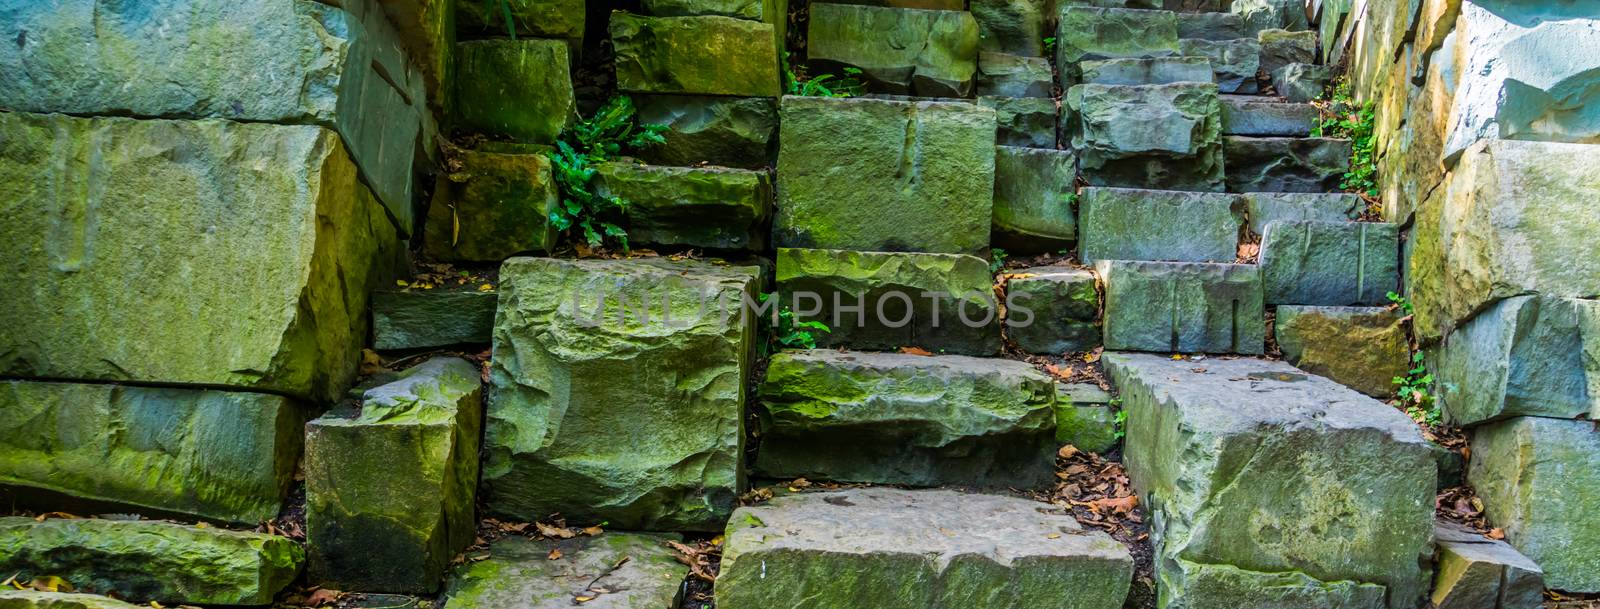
[1220,95,1318,136]
[1469,416,1600,593]
[1241,191,1361,233]
[1259,220,1399,305]
[634,95,778,168]
[993,146,1078,249]
[373,289,498,350]
[1274,305,1409,398]
[978,52,1055,97]
[808,3,979,97]
[1007,266,1102,354]
[1432,521,1545,609]
[1068,82,1226,191]
[1078,57,1215,86]
[1056,7,1180,67]
[979,96,1058,148]
[1177,12,1247,40]
[1179,38,1261,93]
[1096,260,1264,354]
[1224,136,1352,193]
[1434,295,1600,426]
[1079,187,1243,264]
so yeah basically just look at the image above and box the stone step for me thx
[1223,135,1352,193]
[0,517,303,606]
[992,146,1079,251]
[1178,11,1247,40]
[0,380,299,525]
[456,39,575,144]
[611,14,781,97]
[423,146,558,262]
[1272,61,1333,102]
[715,488,1133,609]
[1066,82,1225,192]
[1233,0,1310,35]
[1178,38,1261,93]
[1005,266,1102,354]
[757,349,1058,487]
[1273,305,1409,398]
[1258,28,1318,76]
[0,591,144,608]
[1469,416,1600,593]
[1432,521,1545,609]
[1079,56,1214,86]
[1258,220,1399,305]
[1078,187,1244,264]
[977,52,1054,97]
[1104,352,1435,609]
[1056,7,1180,71]
[775,248,1002,355]
[1056,383,1119,454]
[972,0,1049,57]
[1096,260,1265,354]
[1220,95,1318,136]
[372,287,497,351]
[443,533,686,608]
[596,161,772,251]
[633,94,778,169]
[1241,191,1362,233]
[807,3,978,97]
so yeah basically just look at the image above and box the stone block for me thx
[1469,416,1600,592]
[1272,62,1332,102]
[977,52,1055,97]
[757,350,1058,487]
[1233,0,1309,35]
[455,39,574,143]
[1105,352,1435,609]
[1242,192,1361,234]
[1258,28,1318,75]
[808,4,980,97]
[1220,96,1317,136]
[596,162,771,250]
[634,95,778,168]
[1259,220,1399,305]
[1067,82,1225,191]
[1274,305,1409,397]
[1055,384,1119,454]
[612,15,780,97]
[424,149,559,262]
[372,289,498,351]
[1007,267,1101,354]
[992,146,1079,250]
[1177,12,1246,40]
[1432,521,1545,609]
[443,534,687,608]
[973,0,1050,56]
[716,489,1133,609]
[458,0,584,40]
[1223,136,1352,193]
[979,95,1058,147]
[0,381,299,525]
[1079,187,1242,264]
[1434,295,1600,426]
[1056,7,1180,68]
[0,113,401,402]
[1097,260,1265,354]
[1078,57,1214,86]
[0,591,144,609]
[305,358,483,593]
[1179,38,1261,93]
[774,96,995,255]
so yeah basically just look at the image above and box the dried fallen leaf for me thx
[28,576,71,593]
[547,548,563,560]
[1487,528,1505,540]
[582,525,604,536]
[304,588,341,607]
[1057,445,1080,460]
[536,522,576,539]
[33,512,78,522]
[1092,495,1139,515]
[899,346,933,356]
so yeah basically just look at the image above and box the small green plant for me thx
[990,248,1009,274]
[488,0,516,39]
[1394,351,1441,426]
[760,293,832,354]
[1111,402,1127,441]
[783,53,865,97]
[1042,36,1056,56]
[1311,78,1379,200]
[545,96,668,250]
[1387,291,1414,316]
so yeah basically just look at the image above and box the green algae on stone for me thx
[0,381,299,525]
[457,0,584,40]
[1431,522,1546,609]
[444,534,688,608]
[972,0,1049,57]
[807,3,980,97]
[372,289,498,351]
[1067,82,1225,191]
[1257,28,1317,76]
[595,161,771,250]
[0,591,147,609]
[611,14,781,97]
[978,96,1057,148]
[775,96,996,255]
[423,148,558,262]
[1434,296,1600,426]
[634,95,778,168]
[775,248,1002,355]
[757,350,1058,487]
[484,258,759,531]
[0,113,402,402]
[1469,416,1600,593]
[1006,266,1101,354]
[992,146,1078,250]
[1077,187,1243,264]
[455,39,575,143]
[1259,221,1399,306]
[1274,306,1409,398]
[0,518,302,606]
[977,52,1054,97]
[1169,560,1387,609]
[1054,384,1118,455]
[1096,260,1264,354]
[1055,7,1179,70]
[305,357,484,593]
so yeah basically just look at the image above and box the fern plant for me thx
[783,53,865,97]
[759,293,831,355]
[545,96,668,250]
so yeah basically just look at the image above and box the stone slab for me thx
[634,94,778,168]
[596,162,771,250]
[1241,192,1361,234]
[443,534,687,609]
[1097,260,1265,354]
[372,289,498,350]
[423,149,559,262]
[612,14,781,97]
[1274,305,1409,398]
[1220,96,1317,136]
[1432,521,1545,609]
[1007,266,1102,355]
[1223,136,1352,193]
[455,39,575,143]
[1078,57,1214,86]
[1056,7,1180,68]
[992,146,1078,250]
[1068,82,1225,191]
[1079,187,1243,264]
[1259,220,1399,305]
[807,4,979,97]
[1434,295,1600,426]
[978,52,1055,97]
[1179,38,1260,93]
[980,96,1058,148]
[1469,416,1600,592]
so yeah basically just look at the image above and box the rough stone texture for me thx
[424,149,558,262]
[992,147,1078,250]
[455,39,574,143]
[1434,295,1600,426]
[634,95,777,168]
[1179,38,1260,93]
[1055,384,1118,454]
[1469,416,1600,593]
[1409,139,1600,341]
[612,14,780,97]
[1105,353,1435,609]
[484,258,758,531]
[372,289,498,351]
[973,0,1048,56]
[979,96,1057,148]
[808,4,980,97]
[716,488,1133,609]
[1259,221,1399,306]
[1056,7,1180,70]
[775,248,1001,355]
[596,162,771,250]
[757,350,1058,487]
[0,0,427,232]
[1242,192,1361,234]
[1096,260,1265,354]
[1233,0,1309,35]
[775,96,995,255]
[306,358,483,593]
[0,381,298,525]
[1221,96,1317,136]
[1177,12,1246,40]
[0,113,400,402]
[1274,306,1409,398]
[375,0,453,121]
[1078,57,1214,86]
[458,0,585,39]
[0,518,302,606]
[826,0,964,8]
[1067,83,1225,191]
[1432,521,1545,609]
[978,52,1055,97]
[1258,28,1318,76]
[1080,187,1241,264]
[443,534,687,609]
[1223,136,1352,193]
[1273,62,1332,103]
[1442,3,1600,162]
[1007,267,1101,355]
[645,0,780,21]
[0,591,144,609]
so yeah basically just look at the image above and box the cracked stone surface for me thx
[443,534,686,609]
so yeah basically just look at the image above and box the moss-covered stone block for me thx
[1067,83,1225,191]
[978,95,1057,147]
[306,358,483,593]
[1274,306,1409,398]
[596,161,771,250]
[443,534,688,608]
[0,591,145,609]
[0,113,401,402]
[454,39,574,143]
[1007,266,1101,354]
[424,148,559,262]
[634,95,778,168]
[484,258,759,531]
[992,146,1078,250]
[0,518,303,606]
[1097,260,1264,354]
[1179,38,1261,94]
[1055,7,1179,69]
[1469,417,1600,593]
[807,4,979,97]
[1078,57,1213,86]
[457,0,584,40]
[373,289,499,351]
[612,14,781,97]
[1078,187,1243,264]
[972,0,1049,57]
[1241,192,1360,234]
[977,52,1054,97]
[1434,295,1600,426]
[1054,383,1118,454]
